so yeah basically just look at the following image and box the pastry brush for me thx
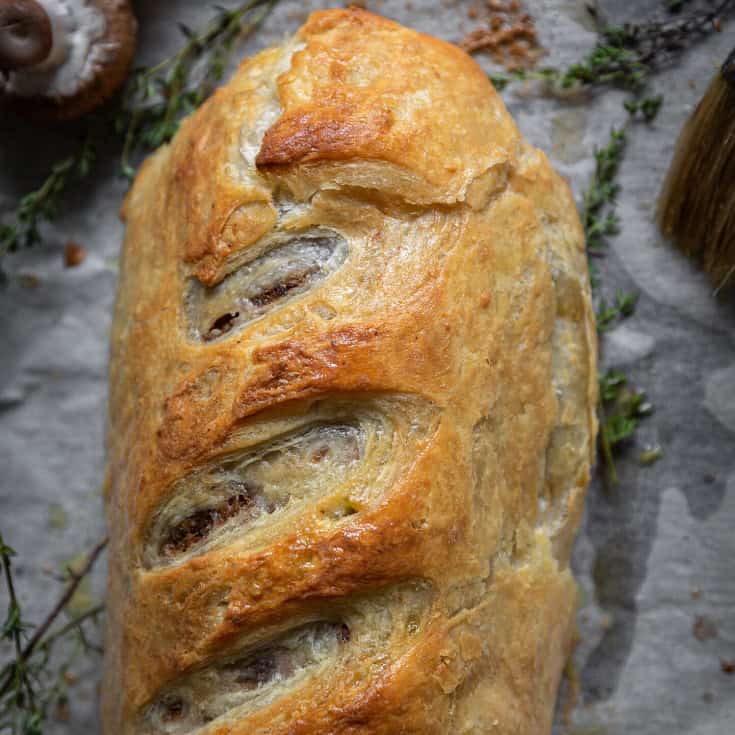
[657,48,735,292]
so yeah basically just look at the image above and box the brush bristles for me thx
[657,68,735,292]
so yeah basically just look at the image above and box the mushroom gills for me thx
[146,422,364,567]
[187,229,348,341]
[144,621,349,735]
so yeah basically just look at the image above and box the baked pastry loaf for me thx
[103,8,597,734]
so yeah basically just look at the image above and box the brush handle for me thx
[723,47,735,85]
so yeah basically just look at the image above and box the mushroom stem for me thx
[0,0,52,70]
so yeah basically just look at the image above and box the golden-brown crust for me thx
[257,9,517,205]
[104,8,596,735]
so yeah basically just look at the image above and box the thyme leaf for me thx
[596,292,638,331]
[488,0,732,93]
[0,136,96,262]
[0,0,279,269]
[581,108,662,483]
[0,534,107,735]
[118,0,278,177]
[598,371,653,482]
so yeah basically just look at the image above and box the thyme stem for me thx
[1,0,281,266]
[0,535,35,708]
[0,537,108,700]
[37,604,105,654]
[118,0,279,177]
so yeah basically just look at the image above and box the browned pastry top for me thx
[103,8,597,735]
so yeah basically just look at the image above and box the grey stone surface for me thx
[1,1,734,733]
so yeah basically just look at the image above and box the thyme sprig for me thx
[0,535,107,734]
[0,136,95,262]
[582,128,626,257]
[581,113,662,483]
[598,371,653,483]
[489,0,732,92]
[0,0,279,270]
[489,40,648,92]
[118,0,279,177]
[596,292,638,331]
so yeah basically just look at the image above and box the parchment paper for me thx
[1,1,733,732]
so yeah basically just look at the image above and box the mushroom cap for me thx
[0,0,137,120]
[0,0,53,69]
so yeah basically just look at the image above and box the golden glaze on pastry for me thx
[103,9,597,734]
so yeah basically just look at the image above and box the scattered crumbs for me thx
[721,659,735,675]
[691,587,701,600]
[702,691,714,703]
[693,615,717,642]
[688,79,697,90]
[48,503,69,531]
[64,241,86,268]
[478,292,491,308]
[18,273,41,288]
[459,1,545,72]
[345,0,367,7]
[54,699,71,722]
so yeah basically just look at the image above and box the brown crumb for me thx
[693,615,717,642]
[64,241,86,268]
[54,700,70,722]
[721,659,735,674]
[468,6,478,18]
[459,0,544,71]
[346,0,367,7]
[690,587,701,599]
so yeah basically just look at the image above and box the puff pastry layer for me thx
[103,9,597,734]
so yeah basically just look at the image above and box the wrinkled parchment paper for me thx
[1,1,733,732]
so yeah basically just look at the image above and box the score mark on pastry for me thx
[144,621,348,734]
[140,580,433,734]
[145,422,364,568]
[186,228,348,341]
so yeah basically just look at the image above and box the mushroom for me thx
[0,0,137,120]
